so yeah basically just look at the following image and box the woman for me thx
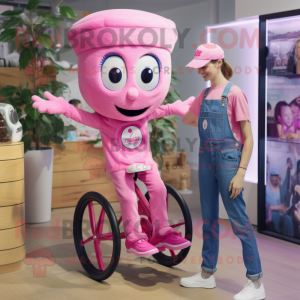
[293,39,300,74]
[180,43,266,300]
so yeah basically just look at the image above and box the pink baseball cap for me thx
[67,9,178,56]
[186,43,224,68]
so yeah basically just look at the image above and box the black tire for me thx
[73,192,121,281]
[145,184,193,267]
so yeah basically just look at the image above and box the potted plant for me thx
[0,0,76,223]
[149,68,181,171]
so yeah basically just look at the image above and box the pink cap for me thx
[185,43,224,68]
[67,9,178,56]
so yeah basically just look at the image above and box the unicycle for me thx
[73,166,193,281]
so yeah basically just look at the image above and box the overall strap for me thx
[221,82,234,99]
[203,87,211,99]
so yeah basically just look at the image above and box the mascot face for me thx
[68,9,177,121]
[77,46,171,121]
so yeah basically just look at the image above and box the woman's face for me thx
[279,106,293,127]
[296,41,300,59]
[290,104,299,121]
[197,60,221,82]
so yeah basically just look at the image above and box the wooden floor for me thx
[1,170,300,300]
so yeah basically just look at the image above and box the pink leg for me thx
[138,168,174,243]
[109,170,148,248]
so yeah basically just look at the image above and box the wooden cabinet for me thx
[50,141,119,208]
[0,142,26,274]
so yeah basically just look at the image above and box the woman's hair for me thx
[295,39,300,52]
[290,98,300,108]
[69,99,81,106]
[210,59,233,80]
[274,101,289,125]
[297,159,300,177]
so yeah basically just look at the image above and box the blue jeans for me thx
[271,211,294,237]
[198,145,263,280]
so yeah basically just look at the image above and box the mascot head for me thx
[67,9,177,121]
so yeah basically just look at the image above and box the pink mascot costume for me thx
[32,9,193,256]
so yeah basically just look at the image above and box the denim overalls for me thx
[198,82,263,280]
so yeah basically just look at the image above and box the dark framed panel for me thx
[258,8,300,245]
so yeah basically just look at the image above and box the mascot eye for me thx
[101,55,127,91]
[135,55,160,91]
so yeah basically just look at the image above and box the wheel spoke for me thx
[166,193,169,212]
[81,236,94,246]
[88,202,97,235]
[94,240,105,270]
[169,249,176,257]
[96,207,106,234]
[170,222,185,228]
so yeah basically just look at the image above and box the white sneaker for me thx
[180,268,216,288]
[233,280,266,300]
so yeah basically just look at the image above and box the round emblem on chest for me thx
[121,126,143,149]
[203,119,208,130]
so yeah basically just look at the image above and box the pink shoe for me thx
[126,239,159,257]
[155,233,191,250]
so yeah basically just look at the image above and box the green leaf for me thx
[22,134,32,153]
[16,108,23,119]
[36,34,54,49]
[43,49,55,61]
[53,116,64,134]
[47,81,69,92]
[34,9,51,17]
[19,118,27,133]
[9,97,24,107]
[0,85,18,97]
[26,0,42,11]
[0,28,15,42]
[43,17,59,26]
[59,6,77,19]
[52,134,63,144]
[171,77,180,85]
[41,114,52,126]
[36,87,47,99]
[1,10,23,16]
[24,103,40,120]
[19,49,32,69]
[25,116,35,130]
[0,17,20,30]
[39,132,52,145]
[20,89,33,104]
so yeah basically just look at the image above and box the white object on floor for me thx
[178,188,193,195]
[126,163,151,173]
[24,147,54,223]
[180,269,216,288]
[233,280,266,300]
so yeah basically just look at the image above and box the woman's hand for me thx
[229,168,245,198]
[295,185,300,196]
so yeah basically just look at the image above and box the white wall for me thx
[235,0,300,19]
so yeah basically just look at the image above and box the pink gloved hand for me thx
[169,96,195,117]
[31,91,74,117]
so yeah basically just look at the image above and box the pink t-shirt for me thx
[189,81,251,143]
[95,105,174,173]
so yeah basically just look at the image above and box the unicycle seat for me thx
[126,163,151,173]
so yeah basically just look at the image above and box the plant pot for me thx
[136,169,161,195]
[24,147,53,223]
